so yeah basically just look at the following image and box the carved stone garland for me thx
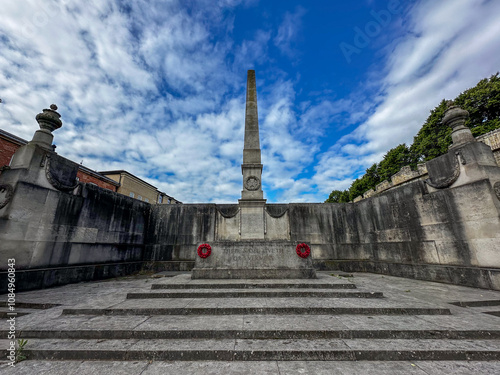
[425,152,461,189]
[44,154,79,192]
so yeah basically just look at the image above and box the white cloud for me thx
[311,0,500,201]
[1,0,499,204]
[274,7,306,57]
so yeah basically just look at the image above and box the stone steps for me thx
[3,360,500,374]
[15,338,500,361]
[4,272,500,369]
[61,306,452,316]
[126,291,383,299]
[151,282,356,289]
[105,297,446,309]
[7,329,500,340]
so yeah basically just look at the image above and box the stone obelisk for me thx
[239,70,266,239]
[191,70,316,279]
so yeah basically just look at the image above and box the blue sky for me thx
[1,0,500,203]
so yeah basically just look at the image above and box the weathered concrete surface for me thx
[144,204,215,262]
[1,101,500,291]
[2,175,499,290]
[1,272,500,372]
[0,181,150,292]
[191,241,316,279]
[4,360,500,375]
[144,173,500,287]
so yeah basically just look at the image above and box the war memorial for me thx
[1,71,500,373]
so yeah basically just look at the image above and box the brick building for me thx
[0,129,26,169]
[100,170,181,204]
[1,128,180,203]
[1,128,119,191]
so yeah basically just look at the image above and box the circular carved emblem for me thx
[296,243,311,259]
[197,243,212,259]
[494,181,500,201]
[245,176,260,191]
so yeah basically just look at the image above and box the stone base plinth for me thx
[191,241,317,279]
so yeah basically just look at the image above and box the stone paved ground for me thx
[1,271,500,374]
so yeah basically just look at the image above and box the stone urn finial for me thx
[443,104,475,149]
[35,104,62,133]
[30,104,62,150]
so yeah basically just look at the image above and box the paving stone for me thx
[142,361,279,375]
[277,361,428,374]
[73,361,150,375]
[134,315,245,331]
[414,361,500,374]
[151,282,356,289]
[126,290,384,299]
[2,271,500,368]
[0,360,148,375]
[25,339,139,350]
[0,360,83,375]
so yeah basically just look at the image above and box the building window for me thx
[158,195,163,204]
[138,195,142,200]
[129,192,135,198]
[145,198,149,203]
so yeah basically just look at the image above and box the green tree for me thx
[378,144,413,181]
[348,164,379,201]
[455,73,500,136]
[409,99,451,163]
[325,190,349,203]
[411,73,500,162]
[326,73,500,202]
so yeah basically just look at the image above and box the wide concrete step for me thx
[104,297,445,310]
[4,360,500,374]
[14,338,500,361]
[11,314,500,336]
[61,307,451,316]
[485,311,500,317]
[450,299,500,307]
[8,329,500,340]
[151,282,356,289]
[126,291,383,299]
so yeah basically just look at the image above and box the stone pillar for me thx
[241,70,264,201]
[444,103,475,150]
[192,72,316,279]
[239,70,266,239]
[426,102,500,190]
[10,104,61,169]
[3,104,79,192]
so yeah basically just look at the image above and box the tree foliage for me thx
[325,190,350,203]
[325,73,500,203]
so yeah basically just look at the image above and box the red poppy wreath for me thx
[197,243,212,258]
[296,243,311,258]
